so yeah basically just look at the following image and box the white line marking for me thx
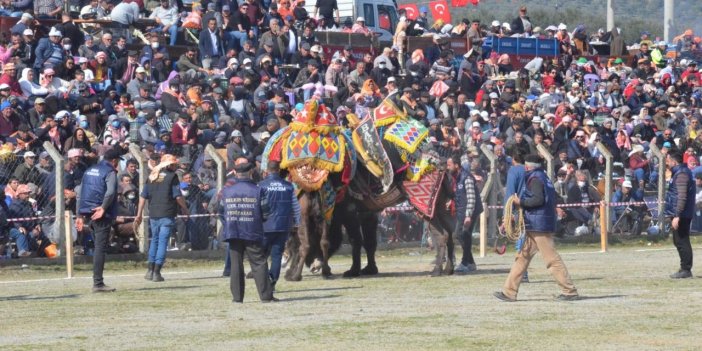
[0,270,222,285]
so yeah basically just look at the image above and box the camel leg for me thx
[284,233,300,281]
[428,219,445,277]
[320,213,333,279]
[440,212,455,276]
[343,218,363,277]
[286,195,311,282]
[360,211,379,275]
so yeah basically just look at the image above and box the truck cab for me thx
[306,0,399,43]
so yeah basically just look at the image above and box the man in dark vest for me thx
[449,156,483,274]
[135,154,189,282]
[494,154,579,302]
[220,157,277,303]
[78,147,124,293]
[258,161,298,290]
[665,151,696,279]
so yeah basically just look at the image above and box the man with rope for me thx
[494,154,579,302]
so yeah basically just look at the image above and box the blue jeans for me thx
[264,231,288,284]
[9,228,30,254]
[148,217,175,265]
[226,31,248,52]
[153,25,178,46]
[633,168,648,184]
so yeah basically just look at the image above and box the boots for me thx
[152,264,165,282]
[144,262,155,281]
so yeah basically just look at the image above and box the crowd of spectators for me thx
[0,1,702,258]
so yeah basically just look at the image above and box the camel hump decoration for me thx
[262,99,356,194]
[348,96,444,219]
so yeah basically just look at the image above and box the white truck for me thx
[305,0,399,43]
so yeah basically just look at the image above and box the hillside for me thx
[398,0,702,44]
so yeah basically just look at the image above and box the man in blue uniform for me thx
[220,158,277,303]
[258,161,299,289]
[494,154,579,302]
[665,151,696,279]
[78,147,124,293]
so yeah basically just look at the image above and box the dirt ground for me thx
[1,240,701,351]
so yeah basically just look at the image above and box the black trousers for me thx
[673,217,693,271]
[456,211,480,266]
[90,217,113,287]
[229,239,273,302]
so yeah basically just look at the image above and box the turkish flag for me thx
[451,0,468,6]
[398,4,419,20]
[430,0,451,24]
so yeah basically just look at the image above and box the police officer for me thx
[494,154,579,302]
[665,151,696,279]
[220,158,277,303]
[135,154,189,282]
[258,161,298,290]
[78,147,124,293]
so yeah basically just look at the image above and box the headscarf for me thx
[156,71,180,99]
[361,79,380,97]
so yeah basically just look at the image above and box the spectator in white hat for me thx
[34,27,64,70]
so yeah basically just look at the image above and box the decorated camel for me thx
[263,97,456,281]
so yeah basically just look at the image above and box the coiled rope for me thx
[503,194,526,242]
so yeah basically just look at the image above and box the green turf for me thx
[1,239,701,350]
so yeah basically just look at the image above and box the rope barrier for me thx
[486,200,663,210]
[6,213,221,223]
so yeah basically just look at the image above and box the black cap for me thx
[234,161,255,173]
[127,50,138,57]
[307,59,319,68]
[103,147,124,160]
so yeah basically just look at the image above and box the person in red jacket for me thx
[170,114,197,160]
[628,145,650,189]
[0,63,22,97]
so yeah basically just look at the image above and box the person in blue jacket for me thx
[219,157,277,303]
[503,152,529,282]
[258,161,299,289]
[495,154,579,302]
[665,151,696,279]
[78,147,124,293]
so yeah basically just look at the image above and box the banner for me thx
[398,4,419,20]
[429,0,451,24]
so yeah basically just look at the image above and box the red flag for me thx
[398,4,419,20]
[471,0,480,6]
[451,0,468,6]
[430,0,451,24]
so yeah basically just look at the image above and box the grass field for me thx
[1,238,701,351]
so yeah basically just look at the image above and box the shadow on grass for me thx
[132,285,202,291]
[279,294,341,302]
[517,294,626,302]
[527,277,604,284]
[576,294,627,301]
[0,294,80,301]
[372,271,434,278]
[178,275,225,281]
[277,286,363,294]
[467,268,511,275]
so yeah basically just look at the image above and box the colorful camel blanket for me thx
[403,170,445,219]
[383,118,428,155]
[281,130,345,173]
